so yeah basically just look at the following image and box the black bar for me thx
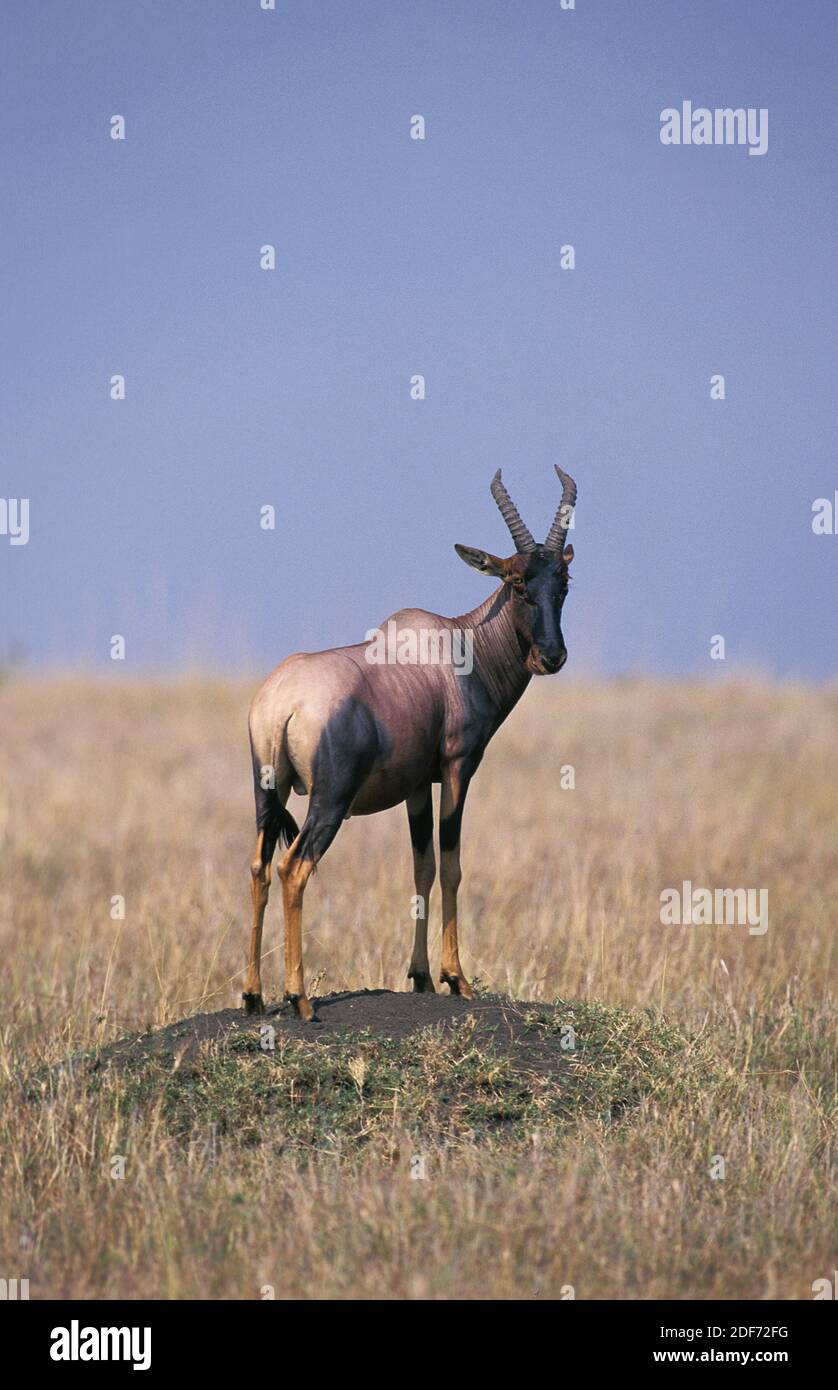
[4,1297,832,1375]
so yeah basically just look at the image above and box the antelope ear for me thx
[454,544,509,578]
[562,544,574,566]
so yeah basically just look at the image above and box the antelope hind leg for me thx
[244,830,273,1015]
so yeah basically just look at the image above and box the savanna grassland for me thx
[0,675,835,1300]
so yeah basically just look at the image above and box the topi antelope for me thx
[244,467,576,1020]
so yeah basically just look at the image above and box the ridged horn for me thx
[490,470,536,553]
[545,465,577,552]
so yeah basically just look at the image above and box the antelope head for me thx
[455,467,576,675]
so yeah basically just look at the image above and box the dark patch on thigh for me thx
[309,696,388,798]
[439,803,465,853]
[408,791,433,855]
[293,697,391,865]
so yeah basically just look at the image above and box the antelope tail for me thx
[252,760,301,849]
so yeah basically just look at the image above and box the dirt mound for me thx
[100,989,570,1077]
[54,993,714,1157]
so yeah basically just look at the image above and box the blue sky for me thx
[2,0,836,676]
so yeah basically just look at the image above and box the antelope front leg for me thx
[438,761,473,999]
[406,786,436,993]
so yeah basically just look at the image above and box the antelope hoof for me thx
[441,972,473,1000]
[285,992,316,1023]
[242,991,264,1016]
[408,970,436,994]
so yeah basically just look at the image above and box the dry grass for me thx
[0,674,835,1299]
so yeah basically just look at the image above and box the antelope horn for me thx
[545,465,577,552]
[490,470,536,553]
